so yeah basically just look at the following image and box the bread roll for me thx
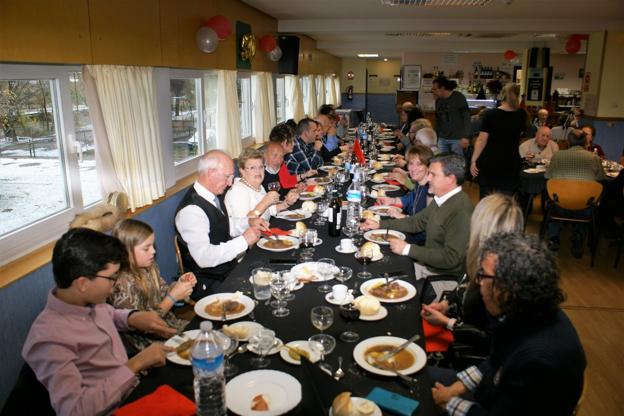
[359,241,381,258]
[361,210,380,223]
[373,161,383,170]
[331,392,353,416]
[301,200,317,213]
[377,189,386,197]
[353,295,381,316]
[372,173,385,182]
[295,221,308,236]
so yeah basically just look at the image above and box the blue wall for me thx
[585,118,624,161]
[0,186,190,408]
[341,93,400,126]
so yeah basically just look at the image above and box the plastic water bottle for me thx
[192,321,226,416]
[345,181,362,235]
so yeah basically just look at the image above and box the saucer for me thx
[335,245,357,254]
[325,292,355,306]
[359,306,388,321]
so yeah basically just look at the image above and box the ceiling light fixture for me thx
[384,58,388,61]
[358,53,379,58]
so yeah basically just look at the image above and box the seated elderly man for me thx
[285,118,323,176]
[519,126,559,162]
[175,150,267,299]
[431,232,585,416]
[362,154,473,280]
[225,148,298,228]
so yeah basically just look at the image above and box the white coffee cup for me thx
[340,238,355,252]
[332,284,348,302]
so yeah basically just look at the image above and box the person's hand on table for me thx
[243,226,261,246]
[126,342,173,374]
[392,154,405,163]
[421,304,451,327]
[524,152,535,161]
[128,311,177,338]
[432,381,467,410]
[388,238,408,255]
[389,169,408,185]
[387,207,406,219]
[249,217,270,231]
[377,196,400,207]
[360,219,380,231]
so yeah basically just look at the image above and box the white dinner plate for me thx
[299,192,323,200]
[279,341,321,365]
[308,177,332,185]
[325,292,355,306]
[381,146,395,151]
[276,210,311,221]
[523,167,546,174]
[371,184,400,192]
[226,370,302,416]
[353,336,427,377]
[368,205,395,216]
[247,337,284,356]
[377,154,392,161]
[223,321,263,342]
[319,165,344,172]
[358,305,388,321]
[165,329,232,366]
[247,273,304,292]
[329,398,382,416]
[359,278,417,303]
[257,236,299,252]
[363,229,406,245]
[194,292,255,321]
[290,262,339,282]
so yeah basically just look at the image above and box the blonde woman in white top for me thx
[225,149,299,236]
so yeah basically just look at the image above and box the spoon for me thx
[228,344,248,359]
[334,356,345,381]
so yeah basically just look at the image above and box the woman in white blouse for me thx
[225,149,299,236]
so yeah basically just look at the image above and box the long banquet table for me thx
[126,145,437,415]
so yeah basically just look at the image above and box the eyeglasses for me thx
[475,272,496,284]
[91,274,119,283]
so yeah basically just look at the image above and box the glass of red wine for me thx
[355,249,373,279]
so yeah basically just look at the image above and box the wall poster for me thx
[401,65,422,91]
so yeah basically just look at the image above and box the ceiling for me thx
[242,0,624,57]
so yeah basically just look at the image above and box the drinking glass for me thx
[336,266,353,289]
[310,306,334,334]
[314,199,329,226]
[216,330,239,377]
[339,304,360,343]
[355,249,373,279]
[250,328,275,368]
[270,273,290,317]
[317,258,336,293]
[308,334,336,373]
[301,229,318,255]
[251,267,272,300]
[284,271,297,301]
[267,181,281,193]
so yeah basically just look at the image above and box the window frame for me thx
[274,75,286,123]
[237,71,253,148]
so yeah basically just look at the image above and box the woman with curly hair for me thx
[431,233,586,416]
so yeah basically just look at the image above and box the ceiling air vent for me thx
[385,32,452,37]
[381,0,492,6]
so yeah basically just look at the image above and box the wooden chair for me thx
[172,236,196,318]
[173,235,185,275]
[539,179,603,266]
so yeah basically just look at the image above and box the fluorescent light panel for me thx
[358,53,379,58]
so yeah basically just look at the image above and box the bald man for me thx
[262,141,287,195]
[519,126,559,162]
[175,150,267,299]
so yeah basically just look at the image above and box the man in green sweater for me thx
[362,154,473,280]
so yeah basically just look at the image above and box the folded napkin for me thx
[385,179,402,186]
[114,385,195,416]
[262,227,290,237]
[422,319,455,353]
[305,184,317,192]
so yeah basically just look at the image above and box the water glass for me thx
[314,199,329,226]
[302,229,318,251]
[310,306,334,333]
[251,267,272,300]
[250,329,275,368]
[308,334,336,373]
[270,273,290,317]
[216,330,239,377]
[317,258,336,293]
[335,266,353,285]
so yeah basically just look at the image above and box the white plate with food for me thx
[367,205,395,217]
[276,210,311,221]
[165,329,232,366]
[381,146,395,152]
[371,184,400,192]
[290,262,340,283]
[363,229,406,245]
[377,154,392,161]
[279,341,321,365]
[226,370,302,416]
[299,192,323,200]
[360,278,417,303]
[308,176,332,185]
[329,396,382,416]
[194,292,255,321]
[222,321,263,342]
[257,236,299,252]
[370,173,389,184]
[353,336,427,377]
[523,167,546,174]
[247,337,284,356]
[248,273,305,292]
[319,165,344,172]
[359,305,388,321]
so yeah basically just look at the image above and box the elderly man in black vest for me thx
[175,150,268,300]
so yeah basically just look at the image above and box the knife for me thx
[376,334,421,362]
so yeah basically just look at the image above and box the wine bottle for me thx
[328,196,342,237]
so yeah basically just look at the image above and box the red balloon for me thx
[503,50,517,61]
[204,15,232,40]
[259,35,277,52]
[565,36,581,54]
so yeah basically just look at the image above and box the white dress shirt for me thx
[224,179,277,236]
[175,182,248,268]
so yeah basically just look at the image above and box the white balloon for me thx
[196,26,219,53]
[269,46,282,61]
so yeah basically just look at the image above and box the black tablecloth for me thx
[126,146,436,415]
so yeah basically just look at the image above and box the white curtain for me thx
[326,75,337,106]
[85,65,165,211]
[251,72,276,144]
[286,75,305,122]
[333,76,342,107]
[304,75,318,118]
[316,75,326,107]
[216,70,242,157]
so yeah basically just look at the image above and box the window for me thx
[237,74,252,140]
[0,64,100,264]
[204,74,218,150]
[300,77,309,116]
[275,76,285,123]
[170,78,202,165]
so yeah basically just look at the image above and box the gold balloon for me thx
[241,33,256,62]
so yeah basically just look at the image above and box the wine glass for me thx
[336,266,353,289]
[310,306,334,334]
[301,229,318,255]
[267,181,281,193]
[284,271,297,301]
[339,304,360,343]
[216,330,239,377]
[270,273,290,317]
[316,258,336,294]
[355,248,373,279]
[314,199,329,226]
[249,328,275,368]
[309,334,336,373]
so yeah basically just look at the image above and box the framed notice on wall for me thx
[401,65,422,91]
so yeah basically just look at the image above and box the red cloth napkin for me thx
[353,137,366,164]
[422,319,455,353]
[114,385,195,416]
[305,184,316,192]
[262,228,290,237]
[385,179,401,186]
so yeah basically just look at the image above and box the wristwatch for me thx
[253,209,261,217]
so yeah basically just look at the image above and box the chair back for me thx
[546,179,603,211]
[551,125,566,141]
[173,235,185,275]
